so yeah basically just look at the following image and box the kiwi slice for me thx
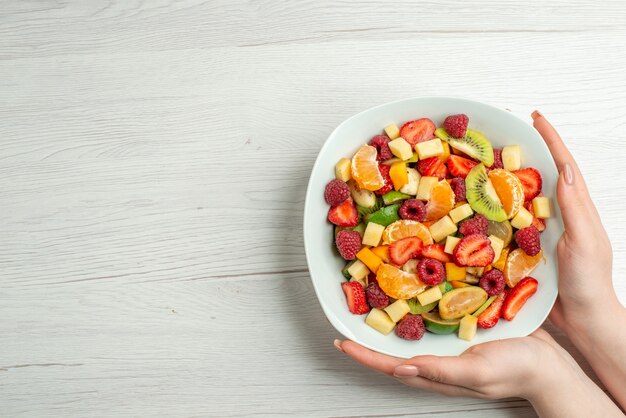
[465,164,507,222]
[435,128,494,166]
[357,196,383,219]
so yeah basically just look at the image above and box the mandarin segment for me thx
[376,263,428,300]
[425,180,455,221]
[504,248,544,287]
[351,145,385,191]
[381,220,434,245]
[488,169,524,219]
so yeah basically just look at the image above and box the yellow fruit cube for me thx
[350,275,368,289]
[362,222,385,247]
[366,308,396,334]
[347,260,370,281]
[388,138,413,161]
[532,196,551,219]
[356,248,382,274]
[446,263,466,281]
[492,246,510,271]
[444,236,461,254]
[371,245,390,263]
[399,167,420,195]
[459,314,478,341]
[511,207,533,229]
[335,158,352,182]
[415,138,445,160]
[384,123,400,140]
[417,286,443,306]
[449,203,474,224]
[502,145,521,171]
[416,176,438,200]
[384,299,411,323]
[440,141,451,162]
[488,235,505,264]
[429,216,458,242]
[389,161,408,191]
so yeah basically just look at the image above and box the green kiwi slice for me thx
[465,164,507,222]
[435,128,494,166]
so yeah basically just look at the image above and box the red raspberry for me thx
[396,314,425,340]
[449,177,466,202]
[491,149,503,169]
[324,179,350,206]
[365,281,390,309]
[417,258,445,286]
[369,135,393,161]
[443,114,469,138]
[374,164,393,196]
[515,226,541,256]
[335,230,362,260]
[459,214,489,236]
[399,199,426,221]
[479,269,506,296]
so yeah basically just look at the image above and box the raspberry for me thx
[399,199,426,221]
[335,230,362,260]
[515,226,541,256]
[479,269,506,296]
[396,314,425,340]
[369,135,393,161]
[374,164,393,196]
[417,258,445,286]
[450,177,466,202]
[459,214,489,236]
[365,281,390,309]
[492,149,503,169]
[443,114,469,138]
[324,179,350,206]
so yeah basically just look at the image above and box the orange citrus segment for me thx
[351,145,385,191]
[376,263,428,299]
[425,180,455,221]
[488,169,524,219]
[382,220,434,246]
[504,248,544,287]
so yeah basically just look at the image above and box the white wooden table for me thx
[2,1,625,416]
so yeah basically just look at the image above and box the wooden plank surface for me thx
[1,1,625,416]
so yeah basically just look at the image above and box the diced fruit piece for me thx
[388,137,414,160]
[429,215,458,243]
[382,191,411,206]
[384,299,411,323]
[422,311,460,334]
[335,158,352,182]
[532,196,551,219]
[417,157,446,180]
[459,214,489,236]
[526,201,546,232]
[399,199,427,222]
[384,123,401,140]
[416,176,439,200]
[502,145,521,171]
[415,138,445,160]
[351,145,386,191]
[362,222,385,247]
[356,247,383,273]
[504,248,544,287]
[402,258,419,273]
[472,295,497,317]
[377,263,428,299]
[389,237,424,265]
[350,275,368,289]
[453,234,496,267]
[422,244,452,263]
[488,169,524,219]
[444,236,461,254]
[342,281,370,314]
[492,246,510,271]
[425,180,455,221]
[342,260,356,279]
[513,168,543,201]
[443,114,469,138]
[399,167,420,195]
[438,286,488,320]
[440,142,451,162]
[328,198,359,227]
[347,260,370,281]
[479,268,506,296]
[510,206,533,229]
[449,203,474,224]
[335,229,362,260]
[389,161,409,190]
[365,308,395,334]
[446,155,478,179]
[400,118,436,147]
[365,281,390,309]
[465,164,507,222]
[446,263,466,281]
[396,314,426,340]
[371,245,390,263]
[417,258,446,285]
[366,203,401,227]
[407,298,438,314]
[487,220,513,247]
[488,235,505,265]
[382,220,434,245]
[477,291,506,329]
[458,314,478,341]
[450,280,470,288]
[348,180,377,208]
[502,277,538,320]
[435,128,494,166]
[515,226,541,256]
[417,285,443,306]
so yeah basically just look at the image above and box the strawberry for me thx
[501,277,538,321]
[446,155,478,179]
[341,281,370,315]
[327,198,359,227]
[477,290,507,329]
[417,157,446,180]
[399,118,436,147]
[421,244,452,263]
[453,234,495,267]
[525,202,546,232]
[513,168,542,201]
[389,237,423,265]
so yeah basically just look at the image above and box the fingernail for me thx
[531,110,543,120]
[564,163,574,185]
[394,365,419,377]
[333,339,344,353]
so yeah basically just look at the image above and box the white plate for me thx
[303,97,562,358]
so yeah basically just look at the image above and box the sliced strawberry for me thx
[434,163,448,180]
[501,277,538,320]
[327,198,359,227]
[453,234,495,267]
[341,281,370,315]
[400,118,436,147]
[389,237,423,265]
[513,168,542,201]
[417,157,445,179]
[446,155,479,178]
[477,290,507,329]
[421,244,452,263]
[525,202,546,232]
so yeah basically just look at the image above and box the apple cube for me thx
[399,168,420,195]
[449,203,474,224]
[488,235,504,264]
[388,138,413,161]
[444,236,461,254]
[356,247,382,273]
[511,207,533,229]
[532,196,551,219]
[384,123,400,140]
[417,286,443,306]
[366,308,396,335]
[429,216,458,243]
[459,314,478,341]
[347,260,370,281]
[502,145,521,171]
[350,275,368,289]
[446,263,466,281]
[362,222,385,247]
[384,299,411,323]
[416,176,438,200]
[415,138,444,160]
[335,158,352,182]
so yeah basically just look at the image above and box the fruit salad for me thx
[325,114,550,341]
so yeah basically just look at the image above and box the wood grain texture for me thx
[1,0,626,416]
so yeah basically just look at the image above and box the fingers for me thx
[532,111,577,173]
[338,340,404,375]
[399,354,484,388]
[399,375,484,398]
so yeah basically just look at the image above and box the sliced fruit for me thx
[384,123,401,140]
[510,207,533,229]
[347,259,370,281]
[348,179,377,209]
[388,236,424,265]
[335,158,352,182]
[446,263,466,281]
[356,247,383,273]
[342,281,370,314]
[328,198,359,227]
[488,169,524,219]
[450,280,470,288]
[428,215,458,243]
[407,298,438,314]
[421,311,460,334]
[371,245,390,263]
[417,157,446,180]
[382,220,434,245]
[417,285,443,306]
[435,128,494,166]
[342,260,357,279]
[472,295,497,317]
[389,161,408,190]
[365,203,401,227]
[477,291,507,329]
[352,223,366,236]
[362,222,385,247]
[488,235,505,266]
[351,145,386,191]
[388,137,413,160]
[400,118,436,147]
[401,258,419,274]
[446,155,479,179]
[514,168,543,201]
[399,167,420,196]
[384,299,411,323]
[415,138,444,160]
[492,246,510,271]
[422,243,452,263]
[532,196,551,219]
[504,248,544,287]
[444,236,461,254]
[425,180,455,222]
[501,145,521,171]
[463,274,480,285]
[465,164,507,222]
[458,314,478,341]
[382,191,411,205]
[438,286,488,320]
[439,281,454,294]
[416,176,438,200]
[440,141,451,162]
[376,263,428,300]
[487,220,513,247]
[449,203,474,224]
[502,277,538,320]
[453,234,496,267]
[366,308,396,334]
